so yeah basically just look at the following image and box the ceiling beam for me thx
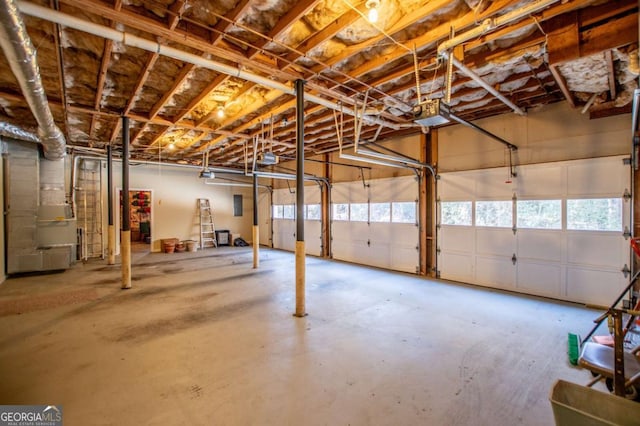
[90,39,113,138]
[90,0,122,142]
[167,0,186,29]
[246,0,321,58]
[50,1,69,139]
[171,73,228,123]
[210,0,253,45]
[278,1,367,66]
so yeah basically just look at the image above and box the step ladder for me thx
[198,198,217,249]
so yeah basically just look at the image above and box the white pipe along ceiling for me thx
[17,1,411,132]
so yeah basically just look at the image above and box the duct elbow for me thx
[38,126,66,160]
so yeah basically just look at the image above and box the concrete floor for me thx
[0,248,608,425]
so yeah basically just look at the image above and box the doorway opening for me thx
[119,189,152,254]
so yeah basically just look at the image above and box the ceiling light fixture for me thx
[216,105,225,119]
[366,0,380,23]
[167,143,175,150]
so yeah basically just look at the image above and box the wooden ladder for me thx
[198,198,217,249]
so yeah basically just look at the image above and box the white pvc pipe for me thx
[437,0,559,54]
[18,1,410,131]
[581,93,598,114]
[446,53,526,115]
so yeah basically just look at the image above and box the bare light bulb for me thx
[167,143,175,150]
[216,106,225,119]
[368,6,378,23]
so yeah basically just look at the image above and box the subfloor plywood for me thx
[0,247,607,425]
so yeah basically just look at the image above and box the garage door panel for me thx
[332,184,350,203]
[567,233,624,267]
[390,224,418,248]
[304,221,322,256]
[273,188,295,205]
[332,221,351,239]
[516,166,563,197]
[304,185,321,204]
[516,261,562,296]
[517,230,562,261]
[369,223,393,242]
[475,169,514,198]
[274,220,296,252]
[440,226,474,253]
[349,182,369,203]
[476,229,514,256]
[437,156,630,304]
[439,252,473,282]
[334,241,369,264]
[347,222,369,241]
[368,242,390,268]
[566,267,627,306]
[370,176,417,202]
[439,174,476,199]
[567,159,626,196]
[391,246,418,273]
[475,256,515,289]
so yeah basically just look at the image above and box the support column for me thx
[107,144,115,265]
[294,79,306,317]
[428,131,438,277]
[419,133,428,276]
[252,173,259,268]
[321,153,331,258]
[121,116,131,289]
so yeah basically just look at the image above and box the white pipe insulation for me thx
[0,121,39,143]
[17,1,411,131]
[0,0,66,159]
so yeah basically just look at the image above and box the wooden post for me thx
[121,116,131,289]
[294,79,306,317]
[419,134,428,276]
[419,131,438,277]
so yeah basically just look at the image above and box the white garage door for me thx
[272,185,322,255]
[437,156,631,306]
[331,176,419,273]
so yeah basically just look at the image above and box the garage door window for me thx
[517,200,562,229]
[392,202,417,223]
[370,203,390,222]
[476,201,512,227]
[333,203,349,221]
[441,201,472,226]
[350,203,368,222]
[567,198,622,231]
[273,205,283,219]
[283,204,295,219]
[306,204,321,220]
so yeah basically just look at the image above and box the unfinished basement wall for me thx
[438,102,630,172]
[107,164,254,253]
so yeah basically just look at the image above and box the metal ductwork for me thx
[0,121,39,143]
[0,0,66,160]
